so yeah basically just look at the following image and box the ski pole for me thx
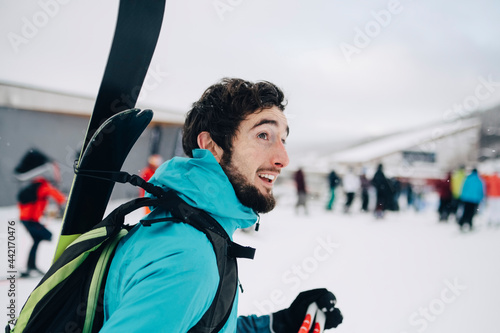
[298,302,318,333]
[313,305,326,333]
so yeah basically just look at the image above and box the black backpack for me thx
[7,173,255,333]
[17,182,42,204]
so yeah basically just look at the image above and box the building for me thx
[0,82,185,206]
[280,117,483,204]
[326,118,481,180]
[479,105,500,161]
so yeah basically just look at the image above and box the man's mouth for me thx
[258,173,277,184]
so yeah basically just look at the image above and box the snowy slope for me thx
[2,196,499,332]
[235,198,500,333]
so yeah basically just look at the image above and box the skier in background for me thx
[342,167,360,214]
[458,168,484,232]
[359,171,371,212]
[139,154,163,213]
[14,149,66,277]
[389,177,401,211]
[484,169,500,227]
[436,172,453,221]
[405,181,414,210]
[294,167,308,215]
[326,169,341,211]
[371,163,393,219]
[450,165,467,219]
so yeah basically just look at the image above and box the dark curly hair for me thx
[182,78,287,157]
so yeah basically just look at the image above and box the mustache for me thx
[257,168,281,174]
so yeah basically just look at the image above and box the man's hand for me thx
[271,288,343,332]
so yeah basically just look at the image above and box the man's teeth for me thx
[259,174,276,181]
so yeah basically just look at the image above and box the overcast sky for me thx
[2,0,500,148]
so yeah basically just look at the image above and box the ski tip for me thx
[137,108,154,118]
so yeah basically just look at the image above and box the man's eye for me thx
[257,133,268,140]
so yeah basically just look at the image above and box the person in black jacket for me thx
[359,172,371,212]
[371,164,393,219]
[326,170,341,211]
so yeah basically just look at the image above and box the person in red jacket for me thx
[14,149,66,277]
[139,154,163,214]
[484,170,500,227]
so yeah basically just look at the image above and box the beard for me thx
[220,152,276,214]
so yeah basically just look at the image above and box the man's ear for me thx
[197,131,224,162]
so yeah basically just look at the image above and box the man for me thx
[484,169,500,226]
[294,167,308,215]
[101,78,342,332]
[371,163,392,219]
[14,149,66,277]
[436,172,453,221]
[342,167,360,214]
[139,154,163,213]
[458,168,484,231]
[450,165,466,217]
[359,171,370,212]
[326,169,341,211]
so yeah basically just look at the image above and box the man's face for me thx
[220,106,290,213]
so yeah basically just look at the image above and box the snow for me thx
[1,194,500,332]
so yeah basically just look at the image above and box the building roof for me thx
[329,118,481,165]
[287,117,481,178]
[0,82,185,125]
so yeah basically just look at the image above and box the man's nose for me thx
[272,141,289,169]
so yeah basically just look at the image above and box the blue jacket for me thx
[102,149,270,332]
[460,171,485,204]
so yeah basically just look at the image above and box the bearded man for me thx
[101,78,342,332]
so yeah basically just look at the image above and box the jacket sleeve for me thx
[39,181,66,205]
[237,314,272,333]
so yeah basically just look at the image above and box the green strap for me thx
[13,249,98,332]
[83,230,128,333]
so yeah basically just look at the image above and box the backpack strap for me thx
[9,196,155,333]
[141,191,255,332]
[74,167,256,332]
[142,190,256,260]
[73,166,166,198]
[74,167,257,261]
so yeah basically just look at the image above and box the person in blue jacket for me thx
[458,168,485,231]
[101,78,343,332]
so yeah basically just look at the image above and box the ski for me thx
[54,109,153,260]
[53,0,166,262]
